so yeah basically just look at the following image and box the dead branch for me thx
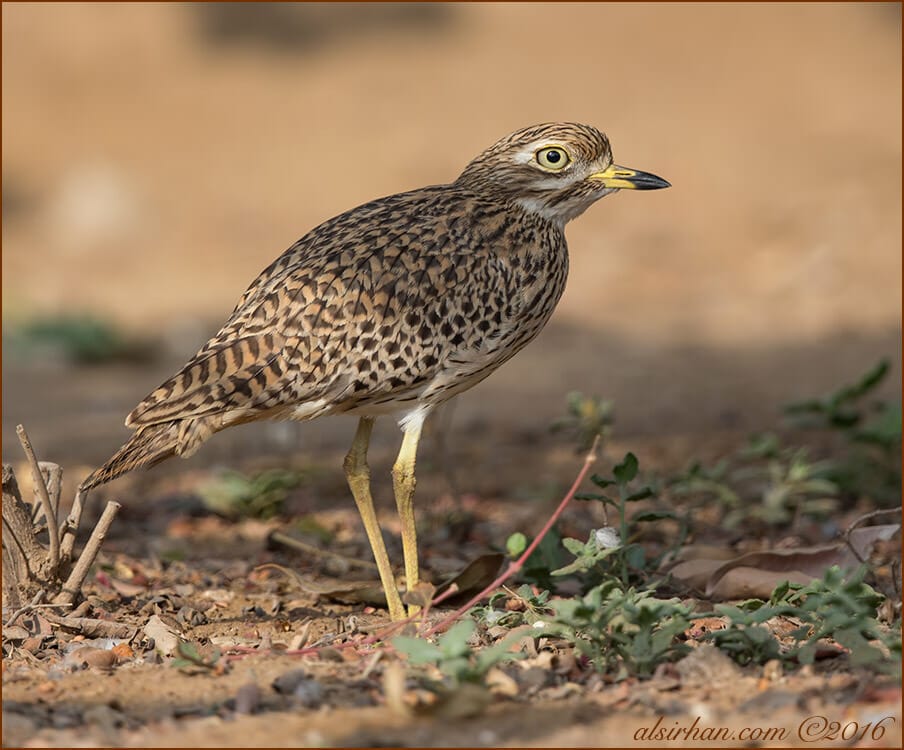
[3,428,122,610]
[42,611,136,640]
[59,488,87,564]
[2,465,55,602]
[54,500,121,605]
[2,544,23,610]
[30,462,63,527]
[16,425,59,570]
[4,595,72,631]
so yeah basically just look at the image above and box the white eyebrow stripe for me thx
[512,140,570,165]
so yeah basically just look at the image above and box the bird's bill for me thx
[589,164,670,190]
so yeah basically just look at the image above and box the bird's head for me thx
[456,122,669,226]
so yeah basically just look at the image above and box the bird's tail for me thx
[79,421,181,491]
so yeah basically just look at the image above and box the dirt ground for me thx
[2,3,902,748]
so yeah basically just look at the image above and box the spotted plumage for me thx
[82,122,668,620]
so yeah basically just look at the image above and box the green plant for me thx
[393,619,523,686]
[670,436,839,528]
[785,359,895,434]
[706,566,900,675]
[572,452,680,586]
[544,580,691,678]
[785,359,901,505]
[197,468,304,519]
[4,314,155,364]
[472,584,553,628]
[552,391,614,451]
[503,524,565,591]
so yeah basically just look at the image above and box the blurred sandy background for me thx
[2,3,901,484]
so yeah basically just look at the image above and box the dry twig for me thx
[42,611,136,639]
[16,425,60,570]
[55,501,121,605]
[2,426,122,610]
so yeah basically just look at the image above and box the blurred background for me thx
[2,3,901,492]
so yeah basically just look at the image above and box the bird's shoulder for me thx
[221,185,527,327]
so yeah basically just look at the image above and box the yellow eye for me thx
[535,146,570,170]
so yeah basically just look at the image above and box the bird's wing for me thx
[125,189,446,428]
[126,187,529,429]
[126,332,292,427]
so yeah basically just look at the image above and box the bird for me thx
[80,122,669,621]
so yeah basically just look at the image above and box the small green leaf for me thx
[392,635,443,664]
[624,487,654,503]
[613,453,638,484]
[438,620,477,659]
[506,532,527,558]
[561,537,586,555]
[631,510,676,523]
[624,543,646,570]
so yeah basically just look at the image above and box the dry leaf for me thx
[434,553,504,605]
[143,614,182,656]
[666,524,900,600]
[256,563,392,605]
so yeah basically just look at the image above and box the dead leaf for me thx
[21,636,51,654]
[666,525,900,600]
[434,553,504,605]
[109,577,148,597]
[143,614,182,656]
[403,581,437,609]
[3,626,30,642]
[665,558,726,592]
[256,563,392,605]
[708,566,819,600]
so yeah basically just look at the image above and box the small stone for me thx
[485,667,519,697]
[516,666,549,693]
[1,711,37,747]
[273,670,326,709]
[762,658,783,682]
[83,704,124,732]
[234,682,261,715]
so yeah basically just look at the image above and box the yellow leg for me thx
[392,418,423,617]
[343,417,405,621]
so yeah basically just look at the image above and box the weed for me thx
[504,524,565,591]
[669,435,839,529]
[572,452,682,586]
[197,468,304,519]
[785,358,901,505]
[706,566,900,675]
[544,580,692,678]
[552,391,614,451]
[393,619,523,686]
[4,314,154,364]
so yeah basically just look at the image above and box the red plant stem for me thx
[422,436,599,637]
